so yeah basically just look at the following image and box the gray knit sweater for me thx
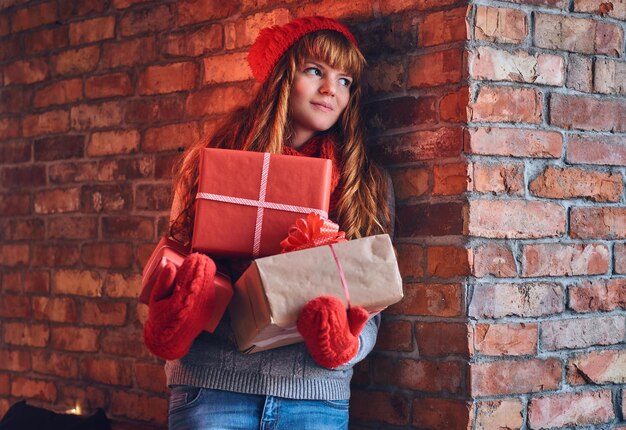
[166,175,395,401]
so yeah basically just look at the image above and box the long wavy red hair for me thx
[169,30,390,243]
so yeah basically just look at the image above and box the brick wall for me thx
[1,0,625,429]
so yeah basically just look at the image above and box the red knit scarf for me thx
[282,134,342,216]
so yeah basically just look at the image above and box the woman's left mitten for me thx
[143,253,216,360]
[296,296,369,369]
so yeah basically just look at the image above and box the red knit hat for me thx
[247,16,360,83]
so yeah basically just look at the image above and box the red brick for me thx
[120,3,174,36]
[567,134,626,165]
[294,0,371,19]
[177,0,238,25]
[32,244,80,267]
[0,117,20,140]
[412,398,472,430]
[568,349,626,385]
[0,86,31,115]
[440,86,469,122]
[230,12,293,48]
[110,391,168,424]
[427,246,470,277]
[575,0,626,20]
[541,315,624,350]
[470,358,561,396]
[569,279,626,312]
[138,62,198,95]
[375,319,413,352]
[101,329,152,359]
[24,26,68,53]
[474,6,527,43]
[104,273,142,298]
[81,243,133,269]
[0,193,30,216]
[0,374,7,396]
[82,301,127,326]
[432,163,468,196]
[4,322,49,347]
[24,271,50,293]
[551,93,626,132]
[34,188,80,214]
[530,165,622,202]
[71,101,123,130]
[163,25,222,57]
[69,16,115,45]
[0,244,29,267]
[2,270,23,293]
[416,322,470,356]
[373,127,463,165]
[419,7,468,47]
[136,184,171,211]
[502,0,568,7]
[87,129,139,156]
[3,58,48,85]
[2,165,47,189]
[471,46,564,86]
[0,294,30,318]
[34,135,84,161]
[617,244,626,274]
[81,357,132,386]
[396,202,464,237]
[350,390,410,425]
[33,78,82,108]
[475,399,524,430]
[469,282,564,318]
[10,1,57,31]
[11,377,56,403]
[594,58,626,96]
[566,54,593,92]
[395,244,424,278]
[85,73,133,99]
[364,60,404,95]
[374,357,463,394]
[390,168,428,200]
[102,216,154,240]
[203,52,252,84]
[571,207,626,239]
[23,110,70,137]
[186,86,252,117]
[0,36,21,62]
[143,122,200,152]
[53,269,102,297]
[125,96,184,125]
[471,86,542,124]
[102,36,157,68]
[472,161,524,195]
[388,283,463,317]
[523,243,609,277]
[2,218,45,241]
[32,297,78,323]
[469,199,565,239]
[466,127,562,158]
[0,348,30,371]
[80,184,133,214]
[32,351,78,378]
[408,48,463,88]
[380,0,457,13]
[365,96,437,132]
[529,390,613,428]
[58,384,106,415]
[535,13,623,56]
[48,217,98,239]
[51,327,99,352]
[134,362,167,393]
[472,243,517,277]
[473,323,537,356]
[52,46,100,75]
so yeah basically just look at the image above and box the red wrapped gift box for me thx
[191,148,332,258]
[140,236,233,333]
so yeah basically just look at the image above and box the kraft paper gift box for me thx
[191,148,332,258]
[140,236,233,333]
[229,234,403,353]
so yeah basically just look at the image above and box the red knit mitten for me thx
[143,253,216,360]
[297,296,369,369]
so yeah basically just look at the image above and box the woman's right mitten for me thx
[143,253,216,360]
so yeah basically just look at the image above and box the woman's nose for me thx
[319,78,336,96]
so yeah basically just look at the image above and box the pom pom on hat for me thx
[247,16,359,83]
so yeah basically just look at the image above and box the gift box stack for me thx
[141,147,403,351]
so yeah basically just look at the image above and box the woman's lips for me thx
[311,101,333,112]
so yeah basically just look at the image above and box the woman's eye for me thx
[304,67,322,77]
[339,77,352,87]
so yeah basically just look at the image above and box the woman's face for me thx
[288,58,352,147]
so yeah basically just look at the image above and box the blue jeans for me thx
[169,386,349,430]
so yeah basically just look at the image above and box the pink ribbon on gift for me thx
[280,213,353,308]
[196,153,329,257]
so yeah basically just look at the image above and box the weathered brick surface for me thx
[374,356,463,394]
[387,283,463,317]
[472,161,524,195]
[522,243,609,277]
[551,94,626,132]
[473,323,537,356]
[529,166,622,202]
[350,390,410,426]
[475,399,523,430]
[528,390,614,428]
[569,279,626,312]
[471,86,542,124]
[567,134,626,166]
[469,282,564,318]
[470,358,561,396]
[541,315,625,350]
[472,243,517,277]
[474,6,527,43]
[568,349,626,385]
[375,319,413,352]
[412,398,472,430]
[571,207,626,239]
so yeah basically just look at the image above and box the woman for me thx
[144,16,394,430]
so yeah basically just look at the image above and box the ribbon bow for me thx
[280,213,346,253]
